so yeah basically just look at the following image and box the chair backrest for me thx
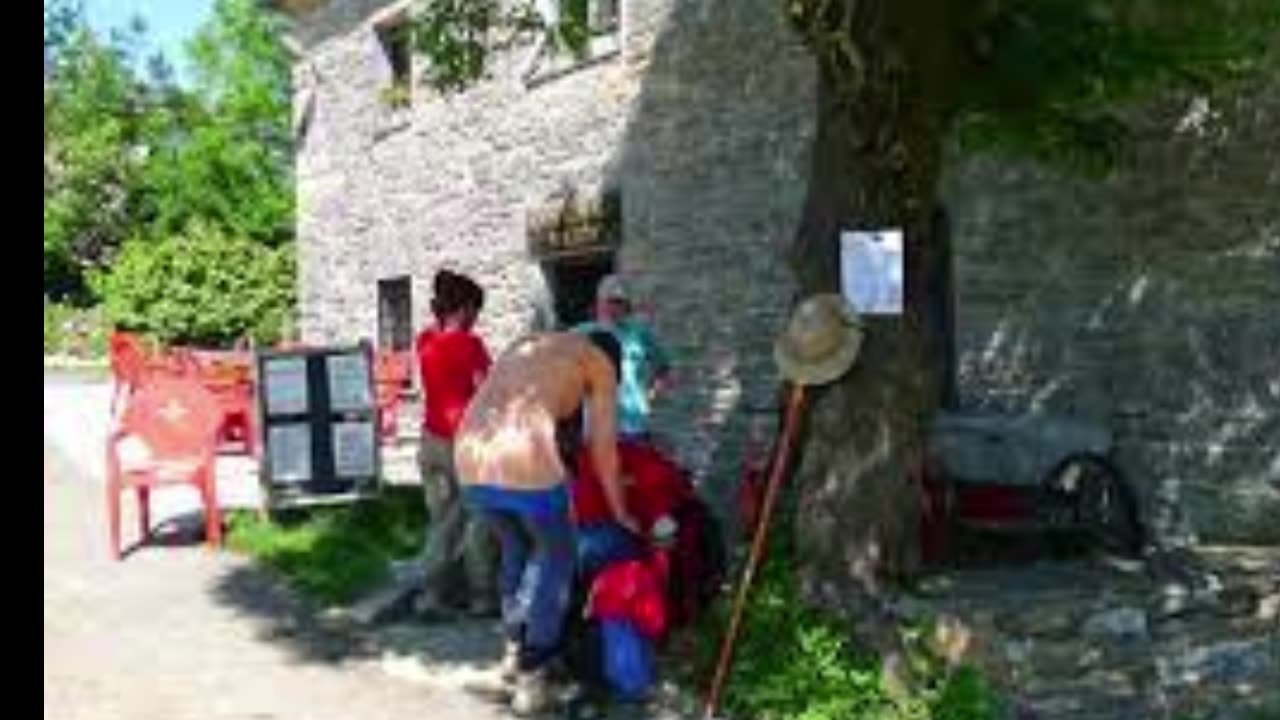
[109,331,149,387]
[197,354,252,387]
[138,347,198,383]
[119,376,223,460]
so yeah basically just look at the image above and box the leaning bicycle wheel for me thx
[1047,454,1143,556]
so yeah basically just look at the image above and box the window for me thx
[376,19,412,108]
[377,276,413,352]
[589,0,620,35]
[523,0,622,85]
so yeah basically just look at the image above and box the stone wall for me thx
[291,0,637,351]
[871,548,1280,719]
[942,73,1280,545]
[286,0,1278,542]
[615,0,812,493]
[288,0,813,490]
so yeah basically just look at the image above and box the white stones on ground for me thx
[1082,606,1149,641]
[1155,638,1273,690]
[1006,608,1077,638]
[887,594,931,623]
[1156,580,1216,619]
[928,614,975,667]
[379,649,500,691]
[1257,592,1280,622]
[1002,638,1035,667]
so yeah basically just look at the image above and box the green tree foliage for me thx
[43,4,152,301]
[44,0,82,59]
[44,0,296,345]
[409,0,1278,171]
[96,220,295,345]
[410,0,581,92]
[955,0,1280,171]
[140,0,294,244]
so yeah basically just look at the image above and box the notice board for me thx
[254,343,381,508]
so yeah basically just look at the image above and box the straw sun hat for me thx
[773,294,865,386]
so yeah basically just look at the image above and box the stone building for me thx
[275,0,1279,544]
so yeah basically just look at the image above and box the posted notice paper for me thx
[839,229,904,315]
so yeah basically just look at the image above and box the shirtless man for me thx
[455,330,637,715]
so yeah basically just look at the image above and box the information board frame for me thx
[253,342,382,509]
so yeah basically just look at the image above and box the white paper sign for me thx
[268,423,312,483]
[840,229,904,315]
[326,353,372,412]
[332,421,376,478]
[263,357,309,415]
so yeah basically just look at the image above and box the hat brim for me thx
[773,325,864,386]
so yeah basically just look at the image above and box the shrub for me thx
[43,300,109,358]
[96,221,295,347]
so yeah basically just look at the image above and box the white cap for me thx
[596,274,630,303]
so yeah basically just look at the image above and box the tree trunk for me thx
[783,0,973,606]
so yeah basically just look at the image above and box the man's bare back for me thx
[455,333,631,528]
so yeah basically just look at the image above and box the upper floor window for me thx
[587,0,619,36]
[376,17,413,109]
[524,0,622,86]
[377,276,414,353]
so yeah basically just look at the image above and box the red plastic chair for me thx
[104,375,224,560]
[373,350,411,443]
[147,346,202,379]
[195,354,257,456]
[108,331,149,418]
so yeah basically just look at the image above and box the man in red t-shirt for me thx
[415,270,497,618]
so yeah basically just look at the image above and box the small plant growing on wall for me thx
[379,81,412,110]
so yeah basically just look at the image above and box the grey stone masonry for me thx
[286,0,811,497]
[942,71,1280,545]
[283,0,1278,543]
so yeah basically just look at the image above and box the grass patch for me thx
[675,497,1005,720]
[225,485,425,606]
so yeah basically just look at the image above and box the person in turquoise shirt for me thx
[574,274,672,440]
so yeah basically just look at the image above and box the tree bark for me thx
[783,0,974,604]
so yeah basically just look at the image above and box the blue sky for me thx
[81,0,216,84]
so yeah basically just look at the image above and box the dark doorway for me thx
[377,276,413,351]
[541,253,615,329]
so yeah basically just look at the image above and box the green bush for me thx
[96,221,295,347]
[43,300,109,358]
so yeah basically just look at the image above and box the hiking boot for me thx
[499,639,520,685]
[510,668,555,717]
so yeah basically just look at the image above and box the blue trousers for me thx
[462,483,576,671]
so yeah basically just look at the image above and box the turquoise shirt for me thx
[574,318,671,437]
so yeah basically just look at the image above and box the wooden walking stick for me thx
[702,293,864,719]
[702,382,807,719]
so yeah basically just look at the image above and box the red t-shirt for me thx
[415,327,491,439]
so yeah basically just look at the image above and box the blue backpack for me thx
[599,619,654,701]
